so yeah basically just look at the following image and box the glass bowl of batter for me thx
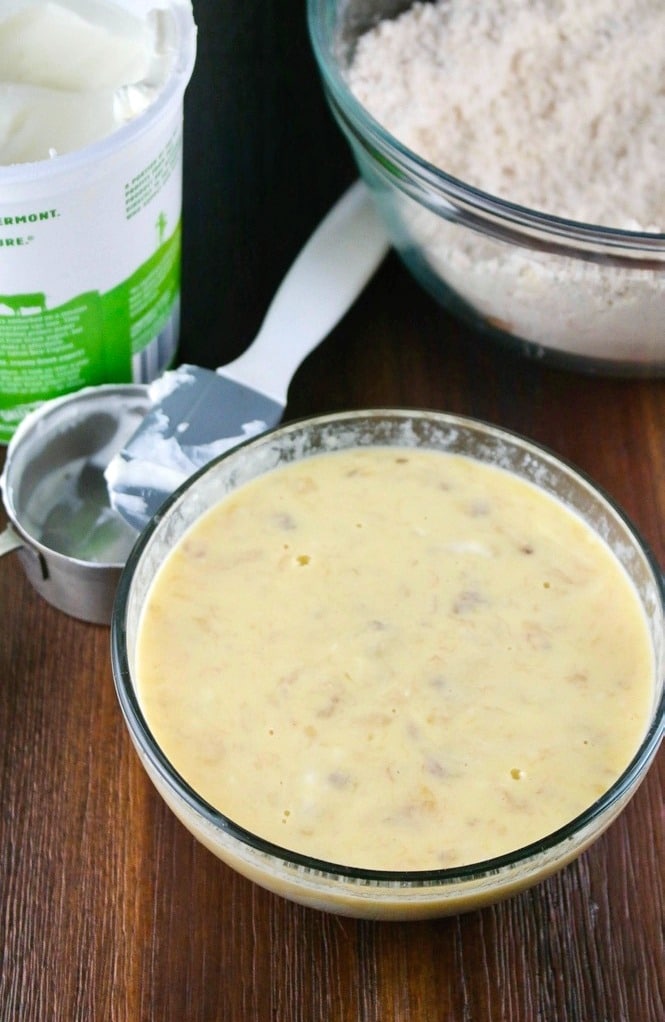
[307,0,665,375]
[111,410,665,919]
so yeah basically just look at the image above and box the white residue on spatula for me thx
[104,403,268,522]
[147,365,198,403]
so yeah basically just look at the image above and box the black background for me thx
[179,1,357,371]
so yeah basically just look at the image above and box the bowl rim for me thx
[111,408,665,888]
[306,0,665,256]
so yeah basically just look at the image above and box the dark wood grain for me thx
[1,1,663,1019]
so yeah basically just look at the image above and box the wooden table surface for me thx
[1,3,663,1019]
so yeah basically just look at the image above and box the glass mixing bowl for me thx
[111,410,664,920]
[307,0,665,375]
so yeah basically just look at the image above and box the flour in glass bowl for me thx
[346,0,665,365]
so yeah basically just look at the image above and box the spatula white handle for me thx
[218,180,390,402]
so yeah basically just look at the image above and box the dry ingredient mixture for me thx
[346,0,665,361]
[348,0,664,230]
[136,447,653,872]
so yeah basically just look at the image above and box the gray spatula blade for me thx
[105,180,391,532]
[150,367,284,448]
[105,368,284,529]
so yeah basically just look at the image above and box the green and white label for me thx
[0,120,185,443]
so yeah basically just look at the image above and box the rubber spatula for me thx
[105,180,390,532]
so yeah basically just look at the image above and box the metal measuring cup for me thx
[0,384,151,625]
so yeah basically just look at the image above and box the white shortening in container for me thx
[0,0,197,443]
